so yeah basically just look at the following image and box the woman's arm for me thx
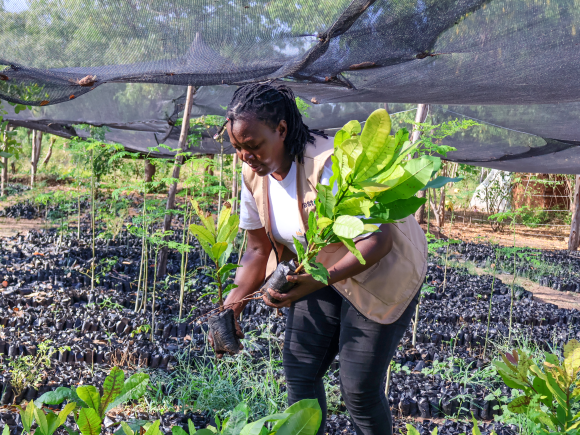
[224,227,272,316]
[263,224,393,308]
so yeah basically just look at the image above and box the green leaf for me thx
[564,340,580,358]
[217,205,232,235]
[191,199,216,236]
[192,430,215,435]
[507,396,531,414]
[64,427,80,435]
[333,129,350,148]
[364,197,426,224]
[77,409,102,435]
[373,157,434,203]
[471,415,481,435]
[19,399,36,433]
[0,151,12,158]
[363,224,379,233]
[315,184,336,219]
[334,197,373,218]
[356,109,394,180]
[36,387,72,406]
[222,403,249,435]
[100,367,124,418]
[275,408,322,435]
[328,155,342,191]
[188,419,197,435]
[56,404,77,429]
[211,242,229,266]
[338,237,365,265]
[420,176,463,191]
[217,214,239,244]
[533,376,553,408]
[46,412,59,435]
[316,217,333,230]
[342,120,361,135]
[306,211,318,245]
[304,261,330,285]
[76,386,101,414]
[106,373,149,413]
[333,215,364,238]
[293,236,306,264]
[189,224,216,246]
[34,406,49,435]
[223,283,238,297]
[241,414,290,435]
[143,420,161,435]
[2,423,10,435]
[121,422,135,435]
[219,263,241,282]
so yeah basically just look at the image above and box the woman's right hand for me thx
[208,317,245,358]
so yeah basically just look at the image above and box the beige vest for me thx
[242,135,428,324]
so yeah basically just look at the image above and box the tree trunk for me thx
[232,153,239,215]
[1,126,10,196]
[10,162,16,174]
[30,130,43,187]
[411,104,429,224]
[157,86,196,277]
[42,137,55,166]
[144,159,156,183]
[569,175,580,251]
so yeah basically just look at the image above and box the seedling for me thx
[189,200,240,354]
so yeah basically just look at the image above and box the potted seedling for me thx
[189,200,241,354]
[263,108,448,294]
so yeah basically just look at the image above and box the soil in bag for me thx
[262,260,297,303]
[208,308,241,355]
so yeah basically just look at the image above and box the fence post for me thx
[569,175,580,251]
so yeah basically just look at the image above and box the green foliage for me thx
[298,109,460,284]
[8,340,67,399]
[36,367,150,435]
[15,400,76,435]
[404,416,495,435]
[493,339,580,434]
[189,200,240,306]
[295,97,311,118]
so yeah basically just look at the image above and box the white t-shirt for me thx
[240,159,334,254]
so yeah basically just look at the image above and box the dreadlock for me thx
[226,83,324,163]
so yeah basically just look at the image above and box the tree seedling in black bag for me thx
[263,109,452,297]
[189,200,241,355]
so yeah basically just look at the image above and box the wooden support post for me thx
[144,158,156,183]
[411,104,429,224]
[157,85,196,277]
[1,126,9,197]
[30,129,43,187]
[569,175,580,251]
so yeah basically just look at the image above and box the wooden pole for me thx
[1,126,9,197]
[569,175,580,251]
[412,104,429,224]
[30,130,43,187]
[157,85,196,277]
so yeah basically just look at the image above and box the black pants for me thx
[283,286,418,435]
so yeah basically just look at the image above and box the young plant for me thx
[16,400,76,435]
[36,367,149,435]
[278,109,446,286]
[493,339,580,434]
[189,200,241,355]
[172,399,322,435]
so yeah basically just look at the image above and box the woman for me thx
[218,83,427,435]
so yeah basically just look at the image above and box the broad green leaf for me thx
[276,408,322,435]
[46,412,59,435]
[211,242,229,265]
[283,399,321,416]
[338,236,365,265]
[34,407,49,435]
[363,224,379,233]
[70,387,89,409]
[507,396,531,414]
[121,422,136,435]
[333,215,364,238]
[219,263,242,282]
[191,199,216,236]
[544,369,567,408]
[304,261,330,285]
[373,157,434,203]
[242,414,290,435]
[342,120,361,135]
[333,129,350,148]
[36,387,72,406]
[334,197,373,218]
[222,403,249,435]
[76,386,101,414]
[217,204,232,235]
[533,376,553,408]
[317,217,333,230]
[2,424,10,435]
[193,430,215,435]
[356,109,394,180]
[565,347,580,379]
[420,176,463,191]
[189,224,216,246]
[77,409,102,435]
[364,197,426,224]
[198,239,214,263]
[143,420,161,435]
[471,416,481,435]
[564,340,580,358]
[100,367,124,417]
[19,399,36,433]
[217,214,240,244]
[339,138,364,166]
[106,373,149,412]
[328,155,342,191]
[405,425,420,435]
[293,236,306,264]
[315,184,336,219]
[188,419,197,435]
[57,403,77,428]
[306,211,318,243]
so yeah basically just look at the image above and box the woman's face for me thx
[227,115,290,178]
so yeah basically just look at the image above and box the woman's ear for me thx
[277,119,288,141]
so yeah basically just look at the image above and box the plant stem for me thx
[151,249,158,342]
[412,298,420,347]
[483,250,498,359]
[91,147,95,293]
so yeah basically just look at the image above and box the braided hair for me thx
[226,83,323,163]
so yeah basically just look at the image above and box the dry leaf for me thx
[40,100,49,106]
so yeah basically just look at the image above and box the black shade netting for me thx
[1,0,580,106]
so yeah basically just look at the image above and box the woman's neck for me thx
[270,156,293,181]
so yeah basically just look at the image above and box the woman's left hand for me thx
[262,273,326,308]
